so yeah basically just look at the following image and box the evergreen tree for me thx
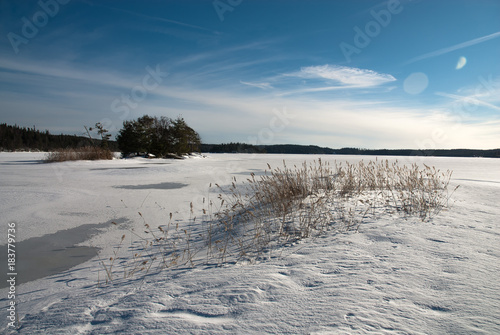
[116,115,201,157]
[171,117,200,155]
[0,123,118,151]
[151,116,174,155]
[89,122,112,149]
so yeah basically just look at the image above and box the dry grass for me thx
[45,146,113,162]
[207,159,457,262]
[98,159,458,284]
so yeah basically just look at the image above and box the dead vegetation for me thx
[45,146,113,162]
[98,159,458,285]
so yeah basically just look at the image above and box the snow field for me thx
[0,152,499,334]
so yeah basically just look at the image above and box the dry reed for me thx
[45,146,113,162]
[98,159,458,284]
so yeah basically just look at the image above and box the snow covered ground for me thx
[1,152,499,334]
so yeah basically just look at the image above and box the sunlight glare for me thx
[403,72,429,95]
[456,56,467,69]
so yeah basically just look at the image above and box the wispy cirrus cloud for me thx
[240,81,273,90]
[105,5,219,34]
[285,65,397,87]
[405,31,500,64]
[436,92,500,112]
[0,57,136,90]
[435,76,500,113]
[270,64,396,96]
[1,55,498,149]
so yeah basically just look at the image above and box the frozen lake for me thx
[1,152,499,334]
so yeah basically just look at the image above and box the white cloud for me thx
[2,56,498,149]
[107,5,218,34]
[0,58,136,90]
[405,31,500,64]
[287,65,397,87]
[240,81,273,90]
[435,76,500,113]
[435,92,500,112]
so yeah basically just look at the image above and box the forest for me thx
[201,143,500,158]
[1,123,498,158]
[0,123,118,152]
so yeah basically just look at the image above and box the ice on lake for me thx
[0,152,499,334]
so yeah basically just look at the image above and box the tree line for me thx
[0,123,119,152]
[200,142,266,154]
[2,122,497,158]
[1,114,202,158]
[201,143,500,158]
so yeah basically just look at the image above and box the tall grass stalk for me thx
[45,146,113,162]
[98,159,458,284]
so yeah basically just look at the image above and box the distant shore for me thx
[201,143,500,158]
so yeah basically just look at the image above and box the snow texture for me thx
[1,152,499,334]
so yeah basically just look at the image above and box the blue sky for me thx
[1,0,499,149]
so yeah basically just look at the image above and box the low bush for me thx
[45,146,113,162]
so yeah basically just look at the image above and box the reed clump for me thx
[45,146,113,162]
[209,159,457,262]
[98,159,458,284]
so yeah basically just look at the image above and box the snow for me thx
[1,152,499,334]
